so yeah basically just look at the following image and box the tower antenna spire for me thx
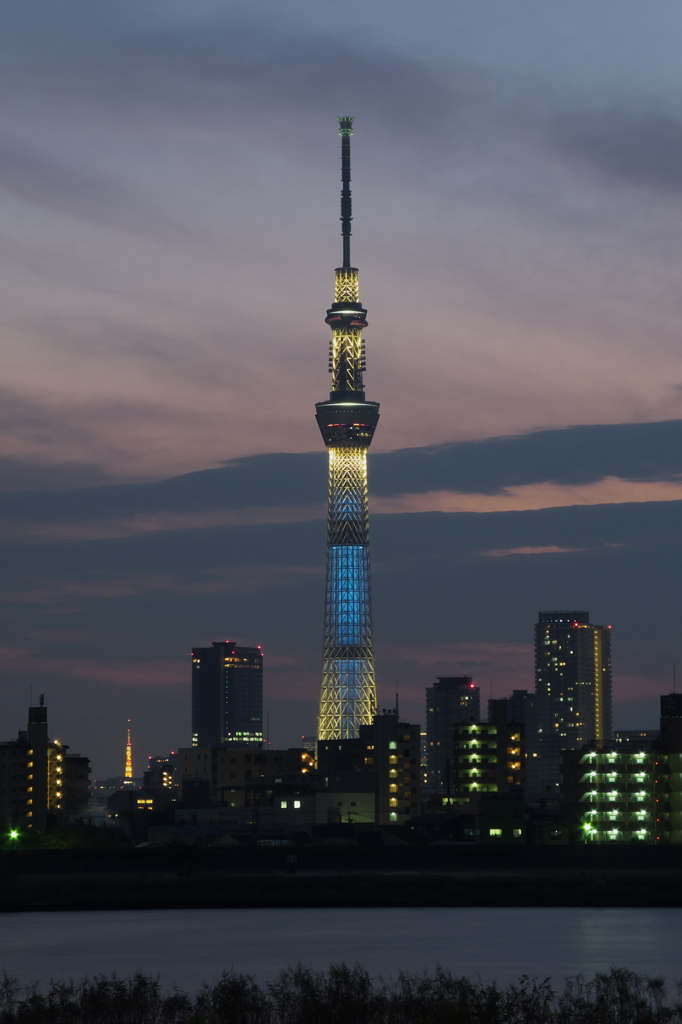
[338,116,354,269]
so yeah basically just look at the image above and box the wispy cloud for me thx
[482,545,587,558]
[373,477,682,516]
[547,104,682,196]
[0,507,326,541]
[3,420,682,529]
[0,564,322,606]
[0,138,190,243]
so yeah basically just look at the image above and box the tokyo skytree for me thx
[315,117,380,741]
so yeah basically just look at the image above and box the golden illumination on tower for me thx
[125,720,133,779]
[334,267,360,303]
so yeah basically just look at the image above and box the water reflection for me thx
[577,908,676,977]
[1,907,680,991]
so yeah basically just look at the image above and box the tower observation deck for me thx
[316,117,379,741]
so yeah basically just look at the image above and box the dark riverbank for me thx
[3,843,682,910]
[4,869,682,912]
[3,851,679,909]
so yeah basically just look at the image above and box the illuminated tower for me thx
[316,117,379,741]
[125,720,133,779]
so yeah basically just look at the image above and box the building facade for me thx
[614,730,659,751]
[562,746,658,843]
[191,641,263,748]
[426,676,480,791]
[451,720,524,799]
[0,704,90,830]
[562,694,682,843]
[317,711,422,825]
[178,746,312,807]
[534,611,612,796]
[316,117,380,742]
[144,754,177,790]
[360,711,421,825]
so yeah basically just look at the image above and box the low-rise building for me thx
[561,694,682,843]
[175,776,376,830]
[143,753,178,790]
[318,711,421,825]
[177,747,313,807]
[613,730,659,751]
[477,792,526,844]
[451,721,524,799]
[562,746,658,843]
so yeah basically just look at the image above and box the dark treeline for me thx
[0,965,680,1024]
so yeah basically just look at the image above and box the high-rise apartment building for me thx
[426,676,480,791]
[489,689,539,795]
[534,611,612,796]
[360,712,421,825]
[0,702,90,829]
[191,641,263,748]
[316,117,380,742]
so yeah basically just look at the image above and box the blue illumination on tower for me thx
[326,546,370,645]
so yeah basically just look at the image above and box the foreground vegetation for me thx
[0,966,681,1023]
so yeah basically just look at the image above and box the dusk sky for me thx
[2,1,682,776]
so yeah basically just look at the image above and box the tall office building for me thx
[534,611,612,795]
[426,676,480,791]
[191,641,263,748]
[316,117,380,742]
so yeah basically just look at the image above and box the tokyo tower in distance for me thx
[315,117,380,742]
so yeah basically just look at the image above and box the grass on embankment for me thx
[0,965,680,1023]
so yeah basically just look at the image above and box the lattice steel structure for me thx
[125,720,133,779]
[316,117,380,741]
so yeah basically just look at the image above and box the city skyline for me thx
[1,2,682,773]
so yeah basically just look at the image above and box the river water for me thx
[1,907,681,992]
